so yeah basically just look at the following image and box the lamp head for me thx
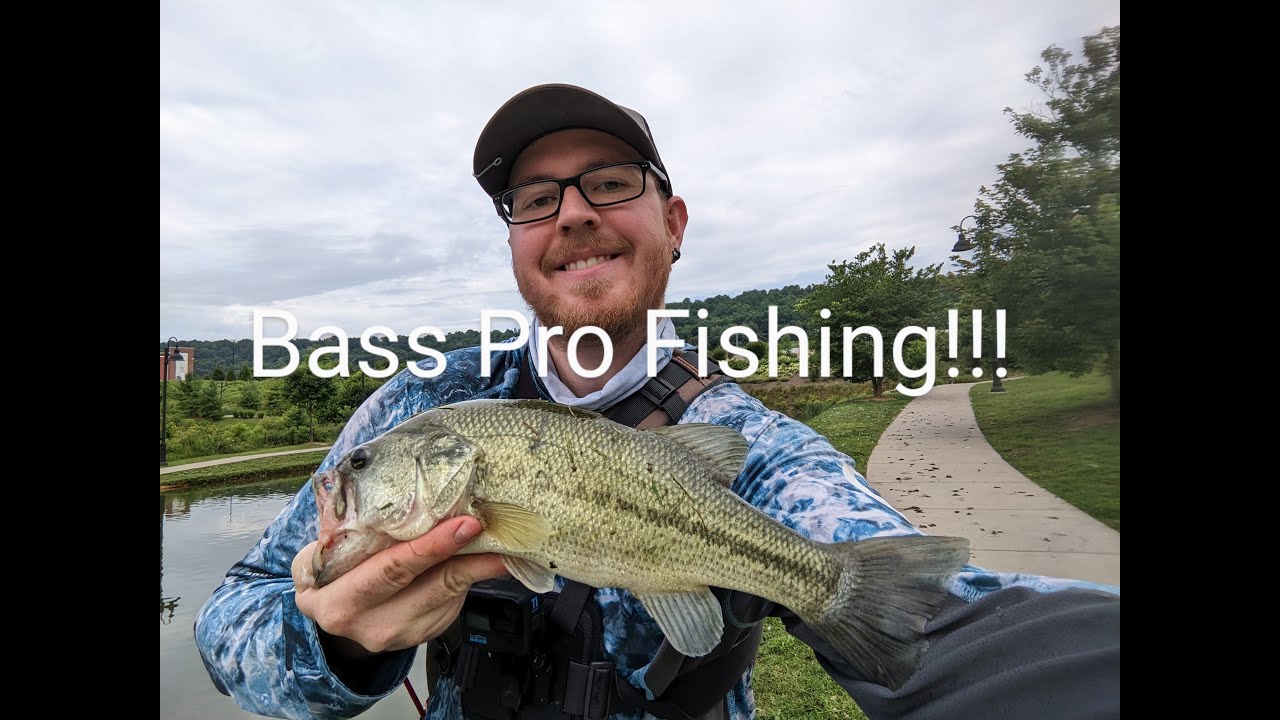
[952,215,977,252]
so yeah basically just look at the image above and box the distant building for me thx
[159,347,195,381]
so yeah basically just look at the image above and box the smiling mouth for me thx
[561,254,619,271]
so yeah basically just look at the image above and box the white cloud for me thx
[161,0,1120,341]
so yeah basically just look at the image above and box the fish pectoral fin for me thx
[633,587,725,658]
[647,424,748,487]
[477,501,553,552]
[501,555,557,594]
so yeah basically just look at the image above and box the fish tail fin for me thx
[804,535,970,690]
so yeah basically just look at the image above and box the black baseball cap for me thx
[472,83,671,198]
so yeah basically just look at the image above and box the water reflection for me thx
[161,492,181,624]
[161,595,181,624]
[159,475,429,720]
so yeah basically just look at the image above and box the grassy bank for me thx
[160,451,329,491]
[804,395,914,471]
[164,442,332,467]
[970,373,1120,531]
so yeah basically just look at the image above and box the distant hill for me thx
[164,285,820,378]
[160,328,521,379]
[667,284,815,347]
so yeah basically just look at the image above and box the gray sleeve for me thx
[783,586,1119,720]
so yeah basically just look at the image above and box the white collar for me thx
[528,316,679,410]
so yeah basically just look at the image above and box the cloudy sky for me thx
[160,0,1119,343]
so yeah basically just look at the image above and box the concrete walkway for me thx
[160,446,332,475]
[866,382,1119,587]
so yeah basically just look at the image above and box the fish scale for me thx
[441,402,835,605]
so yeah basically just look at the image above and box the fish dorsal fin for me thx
[510,399,606,420]
[648,424,748,486]
[633,588,725,658]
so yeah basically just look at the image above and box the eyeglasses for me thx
[493,161,670,225]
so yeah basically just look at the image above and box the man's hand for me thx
[291,516,509,658]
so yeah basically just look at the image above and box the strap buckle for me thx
[639,373,680,407]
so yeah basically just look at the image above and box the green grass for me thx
[805,394,914,471]
[159,451,330,490]
[750,391,913,719]
[969,372,1120,531]
[753,617,869,719]
[163,441,332,467]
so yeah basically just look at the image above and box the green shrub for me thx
[743,381,871,421]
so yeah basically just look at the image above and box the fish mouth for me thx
[310,469,364,586]
[308,470,435,587]
[311,529,350,584]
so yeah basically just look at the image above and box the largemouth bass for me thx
[308,399,969,689]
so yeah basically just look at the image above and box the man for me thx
[195,84,1119,720]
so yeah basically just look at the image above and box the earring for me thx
[672,248,682,264]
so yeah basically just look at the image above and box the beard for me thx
[514,227,672,345]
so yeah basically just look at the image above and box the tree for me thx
[798,244,944,397]
[668,285,812,346]
[281,366,336,442]
[198,382,224,419]
[239,381,261,411]
[238,365,253,381]
[338,370,377,412]
[171,375,224,419]
[210,366,226,382]
[263,384,288,416]
[175,376,202,418]
[958,26,1120,401]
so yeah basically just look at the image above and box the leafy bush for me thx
[167,420,251,457]
[742,351,802,383]
[743,381,872,421]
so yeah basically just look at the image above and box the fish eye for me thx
[351,447,369,470]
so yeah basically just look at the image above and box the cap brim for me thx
[472,84,663,197]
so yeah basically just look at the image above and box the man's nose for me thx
[558,186,600,232]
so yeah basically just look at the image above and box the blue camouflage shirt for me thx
[194,345,1116,720]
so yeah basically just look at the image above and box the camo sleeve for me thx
[685,383,921,543]
[192,348,523,719]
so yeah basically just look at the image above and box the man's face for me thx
[505,128,687,341]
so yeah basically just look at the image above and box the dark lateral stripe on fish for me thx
[558,485,832,593]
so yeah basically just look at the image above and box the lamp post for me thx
[988,354,1005,393]
[160,337,179,466]
[952,215,977,252]
[950,217,1004,392]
